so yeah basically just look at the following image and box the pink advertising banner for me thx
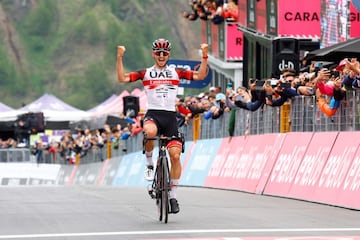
[263,132,313,196]
[350,2,360,38]
[255,133,286,194]
[204,137,233,188]
[215,136,248,189]
[288,132,338,200]
[277,0,321,38]
[228,134,284,193]
[312,132,360,206]
[338,142,360,209]
[226,24,243,61]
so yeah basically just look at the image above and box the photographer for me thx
[225,83,266,112]
[266,70,302,107]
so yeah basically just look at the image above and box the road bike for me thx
[143,133,184,223]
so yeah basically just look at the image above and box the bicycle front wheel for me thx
[155,160,163,222]
[161,155,170,223]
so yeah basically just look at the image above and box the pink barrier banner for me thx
[207,136,248,189]
[338,140,360,209]
[204,137,233,188]
[264,132,313,196]
[97,158,110,185]
[227,134,284,193]
[288,132,338,199]
[67,165,78,186]
[312,132,360,207]
[255,133,286,194]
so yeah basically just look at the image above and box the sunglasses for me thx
[154,51,170,57]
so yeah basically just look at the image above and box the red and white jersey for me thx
[129,65,194,111]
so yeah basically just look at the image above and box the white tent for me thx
[0,94,91,129]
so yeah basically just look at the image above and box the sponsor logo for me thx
[349,12,360,22]
[284,12,320,21]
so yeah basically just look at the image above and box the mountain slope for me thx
[0,0,200,109]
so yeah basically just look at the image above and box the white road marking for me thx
[0,228,359,239]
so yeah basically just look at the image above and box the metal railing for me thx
[2,91,360,163]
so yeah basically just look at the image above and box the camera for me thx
[280,82,291,89]
[255,80,266,90]
[330,70,340,78]
[248,78,257,85]
[235,95,244,101]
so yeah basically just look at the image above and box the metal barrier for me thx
[2,91,360,163]
[0,148,32,163]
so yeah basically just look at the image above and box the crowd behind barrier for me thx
[2,89,359,164]
[1,56,360,163]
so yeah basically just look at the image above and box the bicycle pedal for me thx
[148,190,156,199]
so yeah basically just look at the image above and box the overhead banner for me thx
[168,59,212,88]
[201,21,207,46]
[256,0,267,34]
[211,23,219,58]
[247,0,256,29]
[277,0,321,38]
[226,24,243,61]
[350,1,360,38]
[238,0,247,27]
[321,0,349,47]
[267,0,278,35]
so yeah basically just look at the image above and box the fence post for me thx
[193,114,201,141]
[75,153,80,165]
[280,101,291,133]
[107,140,112,159]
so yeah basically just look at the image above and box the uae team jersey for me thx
[129,65,194,112]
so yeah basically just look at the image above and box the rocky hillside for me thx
[0,0,200,109]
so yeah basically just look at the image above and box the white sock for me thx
[145,151,153,166]
[170,179,179,199]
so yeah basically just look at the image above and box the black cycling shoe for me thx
[169,198,180,214]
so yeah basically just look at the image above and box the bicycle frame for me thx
[143,135,172,223]
[143,133,184,223]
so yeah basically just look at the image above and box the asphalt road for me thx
[0,186,359,240]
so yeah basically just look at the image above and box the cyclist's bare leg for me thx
[167,144,182,199]
[143,121,157,167]
[168,145,182,179]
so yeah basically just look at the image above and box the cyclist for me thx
[117,38,208,214]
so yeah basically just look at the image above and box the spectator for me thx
[225,84,266,112]
[221,0,238,22]
[207,0,224,24]
[342,58,360,89]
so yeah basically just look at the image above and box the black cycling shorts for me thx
[144,110,179,138]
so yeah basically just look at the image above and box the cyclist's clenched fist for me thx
[117,46,126,57]
[200,43,208,56]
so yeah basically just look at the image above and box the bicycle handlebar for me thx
[142,133,185,153]
[143,136,179,141]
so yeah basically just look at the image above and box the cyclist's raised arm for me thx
[193,43,209,81]
[117,46,131,83]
